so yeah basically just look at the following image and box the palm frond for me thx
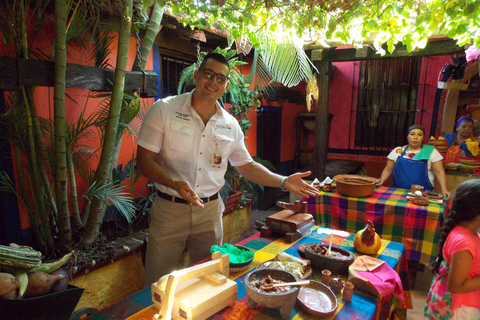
[259,36,317,88]
[72,147,96,184]
[83,181,136,223]
[247,48,276,98]
[177,63,198,95]
[92,29,114,69]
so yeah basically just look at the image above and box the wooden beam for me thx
[313,60,332,181]
[0,56,158,97]
[155,29,197,56]
[310,39,464,62]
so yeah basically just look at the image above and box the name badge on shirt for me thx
[211,141,222,168]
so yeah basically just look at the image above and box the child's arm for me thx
[448,250,480,293]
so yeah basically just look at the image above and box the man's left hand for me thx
[284,171,320,198]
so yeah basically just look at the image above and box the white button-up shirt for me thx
[137,91,253,198]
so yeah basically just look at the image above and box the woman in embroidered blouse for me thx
[424,179,480,320]
[377,125,450,197]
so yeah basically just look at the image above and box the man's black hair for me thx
[198,52,230,74]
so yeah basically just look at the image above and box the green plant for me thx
[167,0,480,55]
[0,0,165,254]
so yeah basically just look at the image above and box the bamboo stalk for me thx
[54,0,72,244]
[81,0,134,247]
[132,3,165,71]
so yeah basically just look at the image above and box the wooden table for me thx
[308,186,446,266]
[86,227,411,320]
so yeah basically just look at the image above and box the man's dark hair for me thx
[198,53,230,74]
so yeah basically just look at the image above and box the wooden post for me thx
[313,60,332,181]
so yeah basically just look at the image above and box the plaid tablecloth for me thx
[87,227,411,320]
[308,186,446,266]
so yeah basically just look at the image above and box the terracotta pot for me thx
[333,174,378,198]
[342,281,354,302]
[321,269,331,285]
[224,190,242,211]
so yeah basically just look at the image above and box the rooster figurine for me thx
[353,220,381,254]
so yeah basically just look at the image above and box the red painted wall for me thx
[1,18,153,228]
[305,55,453,180]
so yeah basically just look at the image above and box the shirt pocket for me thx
[214,131,235,155]
[168,121,194,152]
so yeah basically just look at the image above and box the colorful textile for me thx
[88,228,412,320]
[308,186,446,265]
[424,260,453,320]
[413,144,435,161]
[349,255,404,303]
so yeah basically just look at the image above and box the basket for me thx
[229,245,254,272]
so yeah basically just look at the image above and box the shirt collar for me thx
[183,89,224,119]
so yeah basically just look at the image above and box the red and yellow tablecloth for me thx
[308,186,446,266]
[88,227,411,320]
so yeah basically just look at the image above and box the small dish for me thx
[257,260,312,280]
[409,197,430,206]
[297,280,338,318]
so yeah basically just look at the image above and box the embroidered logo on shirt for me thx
[175,111,191,121]
[215,124,231,130]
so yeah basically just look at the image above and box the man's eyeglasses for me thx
[200,68,229,85]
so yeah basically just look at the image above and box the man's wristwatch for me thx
[280,176,288,192]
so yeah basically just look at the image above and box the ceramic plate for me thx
[256,259,312,280]
[297,280,338,318]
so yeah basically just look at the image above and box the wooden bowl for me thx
[304,244,354,276]
[333,174,379,198]
[297,280,338,318]
[409,197,429,206]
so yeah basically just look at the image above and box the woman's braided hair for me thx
[431,179,480,273]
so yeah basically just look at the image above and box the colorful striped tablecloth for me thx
[308,186,446,266]
[87,227,411,320]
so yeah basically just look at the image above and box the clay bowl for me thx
[333,174,379,198]
[304,244,354,276]
[297,280,338,318]
[244,268,300,319]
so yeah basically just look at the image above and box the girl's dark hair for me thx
[432,179,480,273]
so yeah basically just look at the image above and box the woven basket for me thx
[229,245,254,273]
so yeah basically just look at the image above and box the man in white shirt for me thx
[137,53,319,287]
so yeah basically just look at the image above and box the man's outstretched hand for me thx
[284,171,320,198]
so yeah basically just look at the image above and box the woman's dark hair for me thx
[198,52,230,74]
[432,179,480,273]
[407,124,425,135]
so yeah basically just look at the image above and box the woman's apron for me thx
[392,147,433,191]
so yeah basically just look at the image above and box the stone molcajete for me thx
[244,268,300,319]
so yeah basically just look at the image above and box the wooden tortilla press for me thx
[151,252,238,320]
[261,200,314,243]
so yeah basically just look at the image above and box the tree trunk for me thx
[54,0,72,245]
[80,0,134,247]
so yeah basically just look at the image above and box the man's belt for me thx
[156,189,218,204]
